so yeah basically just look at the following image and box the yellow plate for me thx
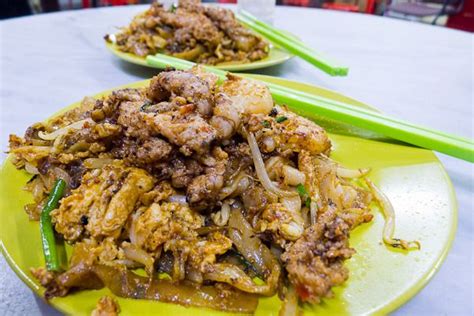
[0,76,457,315]
[105,41,293,72]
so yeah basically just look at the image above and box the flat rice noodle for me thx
[83,158,114,169]
[171,45,205,61]
[219,172,249,199]
[228,209,280,286]
[55,263,258,314]
[56,263,104,291]
[122,243,154,275]
[38,118,94,141]
[185,265,204,284]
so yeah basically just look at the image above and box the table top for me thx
[0,5,472,315]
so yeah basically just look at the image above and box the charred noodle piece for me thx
[53,264,258,314]
[100,266,258,313]
[40,179,66,271]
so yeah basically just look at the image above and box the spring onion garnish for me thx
[170,3,178,12]
[262,120,271,128]
[275,116,288,123]
[40,179,66,271]
[296,184,308,197]
[296,183,312,208]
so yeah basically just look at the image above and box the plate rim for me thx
[0,75,458,315]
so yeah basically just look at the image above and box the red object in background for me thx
[283,0,311,5]
[447,0,474,32]
[365,0,375,13]
[83,0,130,7]
[108,0,129,4]
[322,2,359,11]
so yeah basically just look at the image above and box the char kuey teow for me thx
[106,0,269,65]
[9,67,419,315]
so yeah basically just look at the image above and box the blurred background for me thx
[0,0,472,31]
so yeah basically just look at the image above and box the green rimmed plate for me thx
[105,41,293,72]
[0,75,457,315]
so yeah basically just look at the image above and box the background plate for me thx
[105,41,293,72]
[0,76,457,315]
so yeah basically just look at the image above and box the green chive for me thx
[140,101,152,111]
[296,183,308,196]
[276,116,288,123]
[305,197,311,208]
[262,120,271,128]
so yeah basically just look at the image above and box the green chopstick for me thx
[146,54,474,163]
[235,11,349,77]
[238,11,305,46]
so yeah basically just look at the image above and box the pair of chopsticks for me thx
[146,54,474,163]
[236,10,349,77]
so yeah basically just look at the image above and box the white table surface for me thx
[0,5,472,315]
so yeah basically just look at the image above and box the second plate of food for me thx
[104,1,293,71]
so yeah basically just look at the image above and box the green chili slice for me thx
[40,179,66,271]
